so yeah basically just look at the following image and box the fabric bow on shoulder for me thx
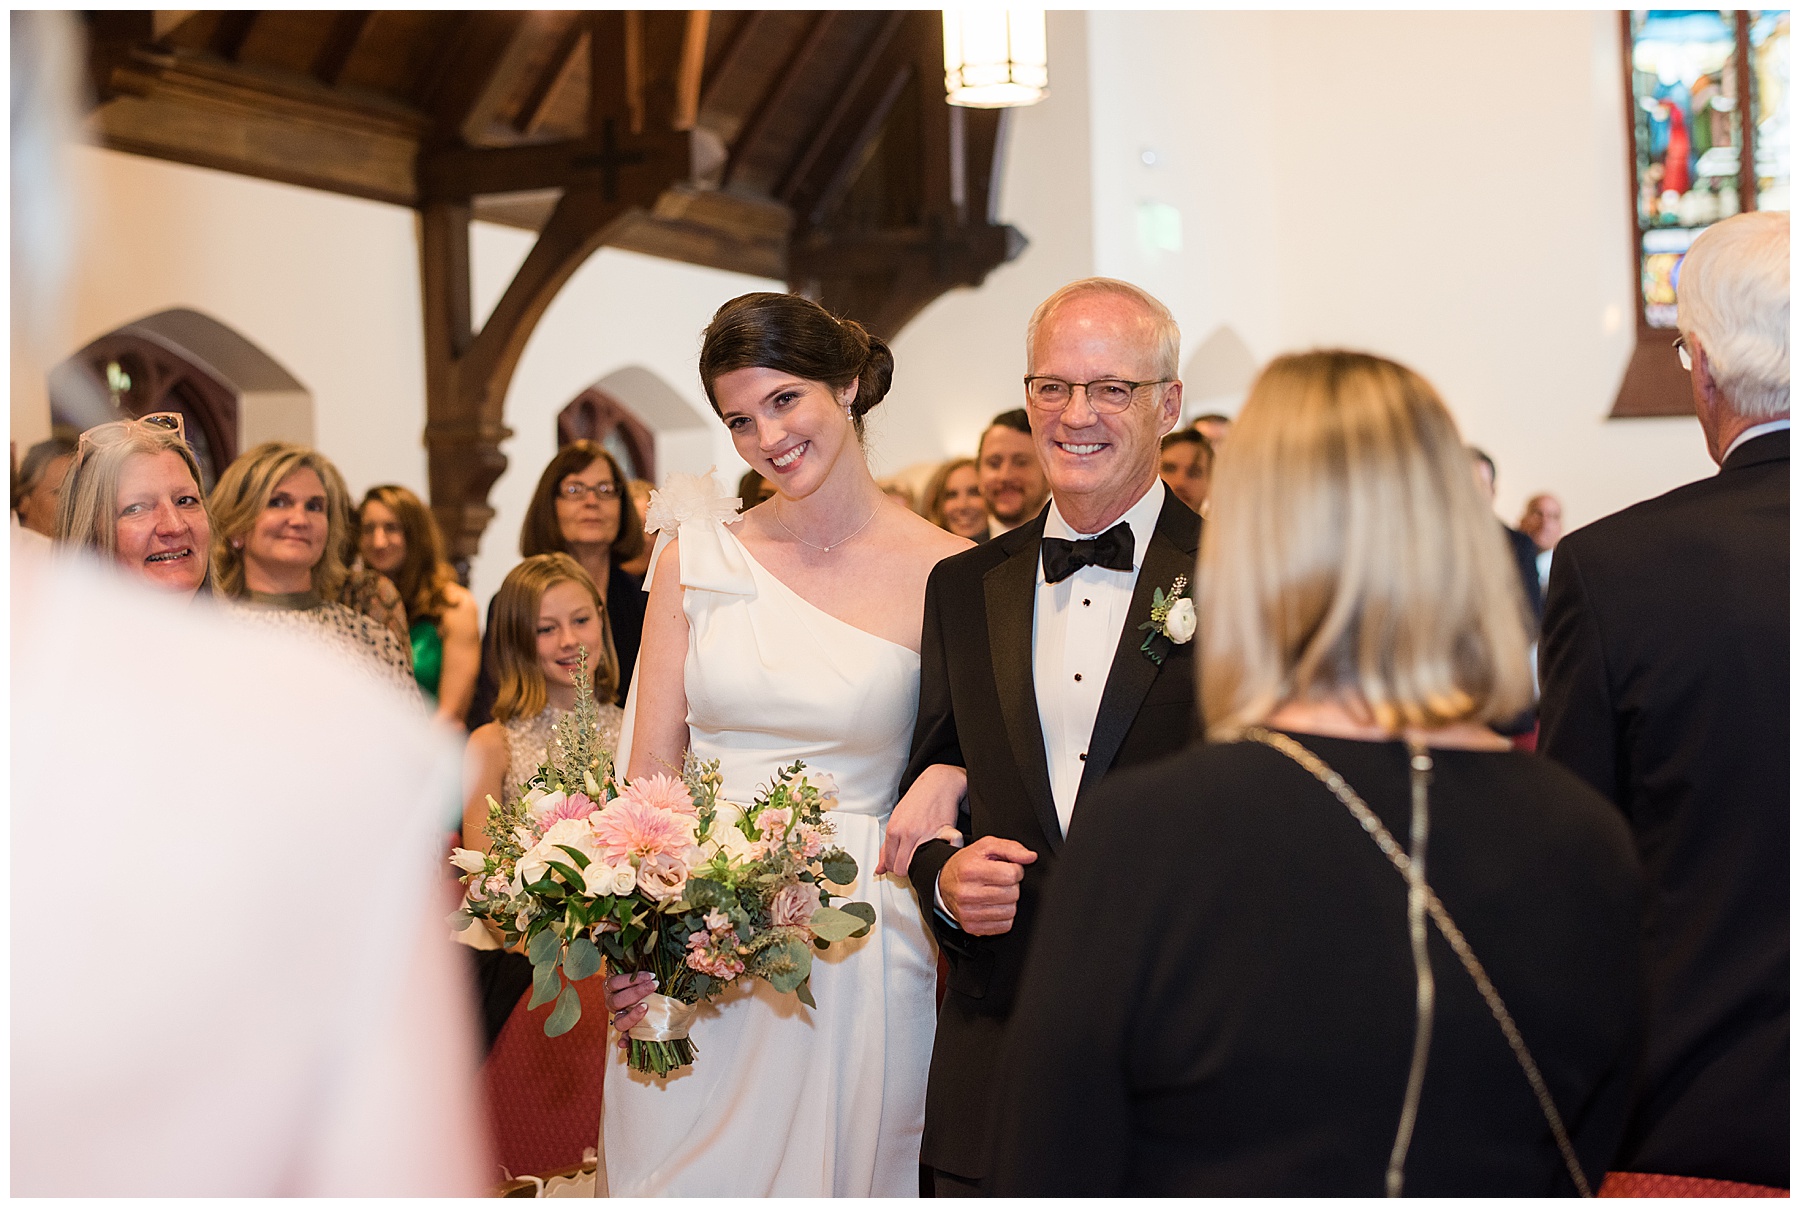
[641,468,752,595]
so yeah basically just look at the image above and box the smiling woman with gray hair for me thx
[994,349,1645,1197]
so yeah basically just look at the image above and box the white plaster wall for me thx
[1075,9,1718,529]
[877,9,1097,475]
[58,145,432,499]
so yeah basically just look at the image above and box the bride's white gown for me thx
[605,500,936,1196]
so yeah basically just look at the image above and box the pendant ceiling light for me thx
[942,10,1048,109]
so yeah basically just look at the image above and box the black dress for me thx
[464,562,645,730]
[992,733,1645,1197]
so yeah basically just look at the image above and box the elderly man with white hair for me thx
[1538,210,1789,1194]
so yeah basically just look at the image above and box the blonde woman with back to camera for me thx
[210,441,416,696]
[994,351,1646,1196]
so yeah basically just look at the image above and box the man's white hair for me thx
[1025,278,1181,380]
[1677,211,1789,421]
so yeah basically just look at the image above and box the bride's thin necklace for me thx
[774,498,879,553]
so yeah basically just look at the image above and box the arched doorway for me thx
[49,308,312,491]
[557,387,655,483]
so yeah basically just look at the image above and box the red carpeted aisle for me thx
[481,975,610,1182]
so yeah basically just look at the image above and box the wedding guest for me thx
[460,553,623,1051]
[54,413,210,596]
[895,278,1200,1195]
[1191,411,1232,452]
[1518,492,1563,595]
[1158,426,1213,514]
[317,458,408,649]
[13,434,74,539]
[1539,211,1789,1193]
[358,484,481,726]
[616,478,655,578]
[736,466,777,507]
[976,408,1049,536]
[880,476,918,513]
[993,350,1643,1197]
[209,441,416,694]
[923,456,989,541]
[1470,446,1544,628]
[466,442,645,726]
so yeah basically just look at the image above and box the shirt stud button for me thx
[1073,673,1082,682]
[1079,752,1088,761]
[1082,598,1091,606]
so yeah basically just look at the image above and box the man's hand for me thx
[938,836,1039,936]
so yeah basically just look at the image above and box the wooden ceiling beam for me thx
[804,60,913,227]
[419,127,689,202]
[514,19,586,136]
[723,12,836,191]
[309,11,372,87]
[777,11,905,206]
[414,10,533,145]
[207,11,258,63]
[697,11,767,117]
[674,11,709,131]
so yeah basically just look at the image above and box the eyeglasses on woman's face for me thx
[558,479,621,502]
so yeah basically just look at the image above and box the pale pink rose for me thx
[592,795,699,861]
[756,807,792,840]
[636,851,690,903]
[484,874,509,898]
[792,823,826,859]
[620,773,697,816]
[533,791,599,827]
[769,881,821,929]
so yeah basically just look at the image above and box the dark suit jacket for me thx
[903,490,1200,1179]
[1538,429,1789,1188]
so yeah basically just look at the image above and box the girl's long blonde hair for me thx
[1200,350,1533,738]
[491,553,620,723]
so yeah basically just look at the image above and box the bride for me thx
[603,292,971,1196]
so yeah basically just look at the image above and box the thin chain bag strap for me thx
[1240,726,1593,1198]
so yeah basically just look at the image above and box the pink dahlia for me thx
[620,772,697,816]
[591,795,699,862]
[537,791,599,827]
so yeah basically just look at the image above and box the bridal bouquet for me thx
[449,648,875,1075]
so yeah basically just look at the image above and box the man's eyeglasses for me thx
[75,412,186,464]
[1024,376,1173,414]
[559,479,621,502]
[1674,335,1693,372]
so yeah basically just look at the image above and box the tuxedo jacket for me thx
[1538,430,1788,1188]
[903,491,1201,1179]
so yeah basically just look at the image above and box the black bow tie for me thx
[1041,523,1135,583]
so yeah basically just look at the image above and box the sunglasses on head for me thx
[74,412,187,464]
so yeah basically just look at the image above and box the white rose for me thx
[636,852,690,903]
[1164,597,1197,644]
[584,860,638,897]
[518,818,604,887]
[449,847,488,874]
[524,789,567,824]
[707,824,761,866]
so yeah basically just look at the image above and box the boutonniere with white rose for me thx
[1137,574,1195,666]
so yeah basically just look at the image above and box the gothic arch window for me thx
[49,308,313,490]
[557,387,656,483]
[1612,10,1789,417]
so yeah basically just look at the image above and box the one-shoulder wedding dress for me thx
[605,479,935,1196]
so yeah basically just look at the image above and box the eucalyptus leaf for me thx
[809,905,870,944]
[529,961,562,1010]
[765,938,814,994]
[544,984,583,1037]
[820,854,857,885]
[838,901,876,937]
[796,977,817,1008]
[528,928,562,968]
[447,909,475,933]
[564,936,602,981]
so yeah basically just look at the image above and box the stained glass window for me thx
[1613,11,1789,415]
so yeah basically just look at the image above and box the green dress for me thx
[410,616,443,703]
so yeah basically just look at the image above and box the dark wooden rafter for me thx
[310,11,372,87]
[419,11,692,567]
[78,9,1028,561]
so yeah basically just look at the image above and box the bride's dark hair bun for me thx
[699,293,894,436]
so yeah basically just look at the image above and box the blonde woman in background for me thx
[55,413,210,596]
[210,441,415,694]
[921,455,988,541]
[358,483,481,725]
[996,350,1645,1196]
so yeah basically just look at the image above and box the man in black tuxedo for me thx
[901,279,1199,1195]
[1539,210,1789,1190]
